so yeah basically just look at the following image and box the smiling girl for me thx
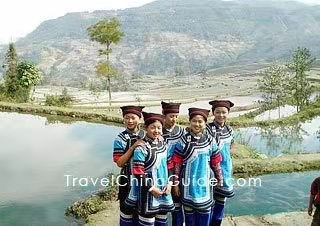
[171,108,222,226]
[126,112,174,226]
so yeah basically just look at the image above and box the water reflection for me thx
[260,124,307,155]
[235,117,320,156]
[0,112,122,225]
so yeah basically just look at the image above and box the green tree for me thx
[17,61,41,101]
[87,18,125,107]
[3,43,19,99]
[258,64,290,118]
[287,47,316,112]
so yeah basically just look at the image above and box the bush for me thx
[65,173,118,221]
[0,84,29,103]
[13,87,30,103]
[45,95,73,107]
[45,88,73,107]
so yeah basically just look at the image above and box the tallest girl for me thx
[207,100,235,226]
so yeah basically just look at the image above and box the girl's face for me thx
[146,120,163,139]
[123,113,140,131]
[213,107,229,125]
[164,113,179,128]
[190,115,206,135]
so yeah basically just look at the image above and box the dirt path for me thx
[85,202,312,226]
[223,212,312,226]
[85,202,120,226]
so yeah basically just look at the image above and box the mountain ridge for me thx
[0,0,320,86]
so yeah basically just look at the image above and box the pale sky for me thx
[0,0,154,44]
[0,0,319,44]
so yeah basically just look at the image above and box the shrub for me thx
[45,88,73,107]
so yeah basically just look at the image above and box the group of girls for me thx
[113,100,235,226]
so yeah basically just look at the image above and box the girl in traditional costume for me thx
[113,105,146,226]
[172,108,223,226]
[126,112,175,226]
[207,100,235,226]
[161,101,185,226]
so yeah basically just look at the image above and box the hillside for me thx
[0,0,320,87]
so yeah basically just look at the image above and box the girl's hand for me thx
[132,139,146,148]
[308,207,313,216]
[162,183,172,195]
[150,187,163,198]
[172,185,180,197]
